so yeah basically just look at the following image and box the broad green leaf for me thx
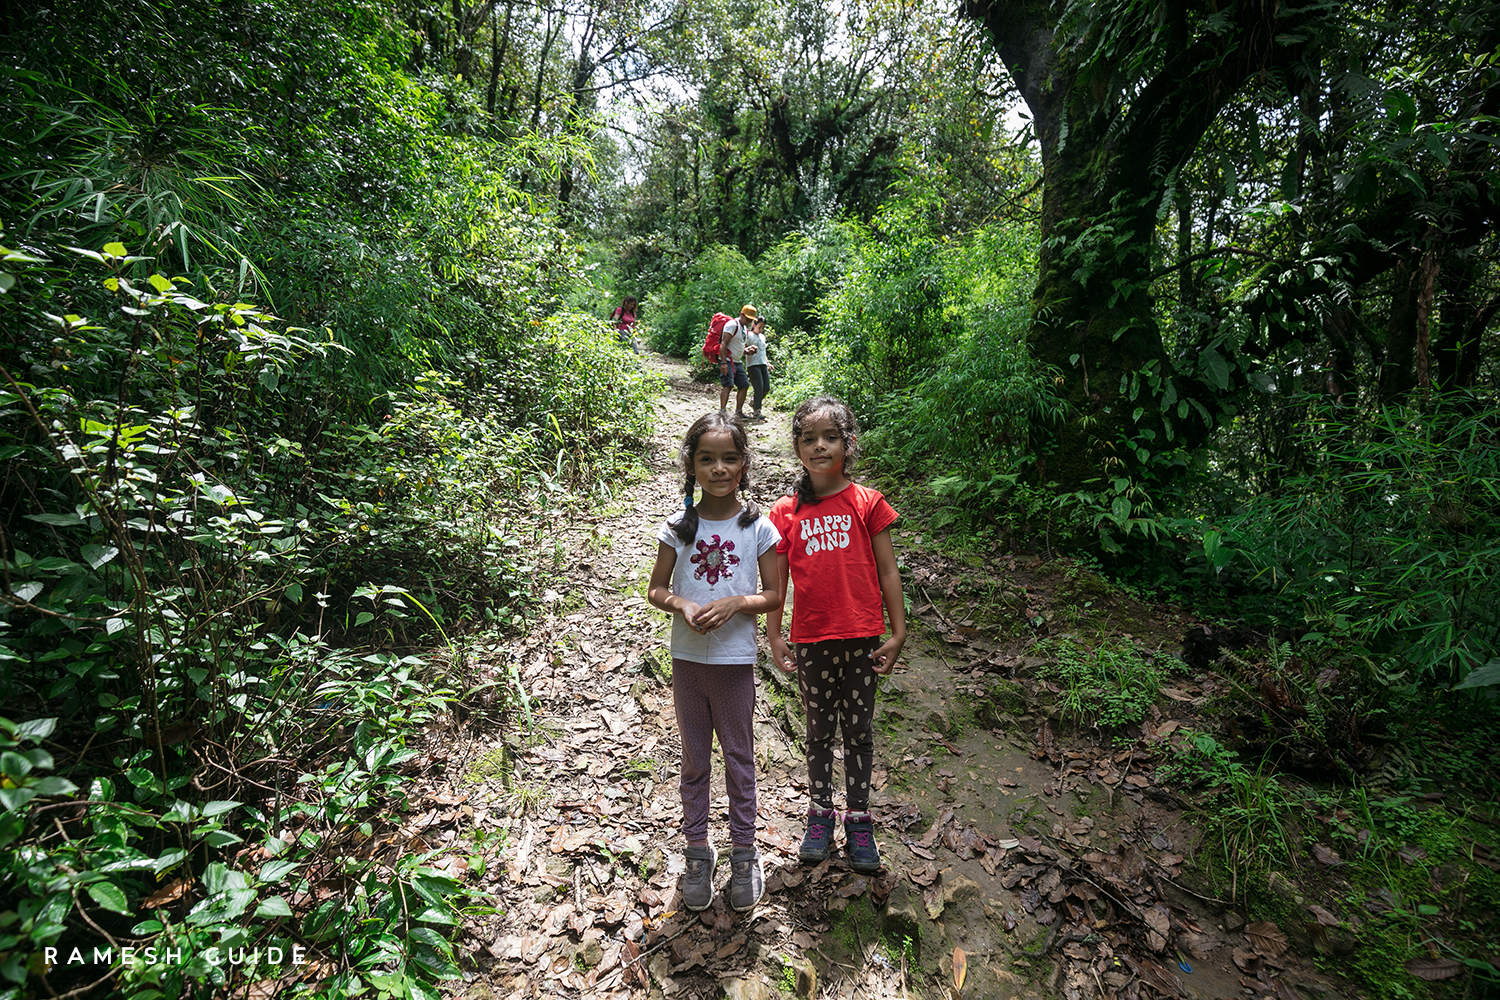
[81,544,120,569]
[259,859,300,883]
[1200,347,1231,391]
[256,896,293,918]
[31,776,79,796]
[15,717,57,741]
[25,512,82,527]
[102,242,129,258]
[87,881,131,914]
[200,800,241,818]
[0,787,37,811]
[1454,657,1500,691]
[0,752,32,779]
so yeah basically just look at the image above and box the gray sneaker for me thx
[729,847,764,912]
[682,845,717,911]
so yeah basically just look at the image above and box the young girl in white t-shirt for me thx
[647,412,780,913]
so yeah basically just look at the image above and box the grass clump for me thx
[1035,637,1166,729]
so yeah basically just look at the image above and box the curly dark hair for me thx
[670,411,761,543]
[790,396,859,512]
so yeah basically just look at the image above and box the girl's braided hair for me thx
[791,396,859,512]
[671,411,761,543]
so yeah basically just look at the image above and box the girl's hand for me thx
[689,597,739,633]
[870,635,904,675]
[680,601,706,634]
[769,634,796,673]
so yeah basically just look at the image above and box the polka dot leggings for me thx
[796,636,881,812]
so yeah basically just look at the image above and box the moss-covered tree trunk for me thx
[962,0,1326,490]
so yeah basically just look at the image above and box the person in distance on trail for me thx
[743,316,771,422]
[646,411,781,914]
[610,295,640,351]
[717,305,755,418]
[767,396,906,875]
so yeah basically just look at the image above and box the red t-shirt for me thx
[769,483,899,643]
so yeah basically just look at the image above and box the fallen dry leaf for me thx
[923,883,945,920]
[1137,957,1186,998]
[1405,956,1463,981]
[836,878,869,899]
[1272,979,1304,1000]
[909,862,939,887]
[1144,905,1171,938]
[1246,921,1289,958]
[1308,904,1340,927]
[1311,843,1343,866]
[142,878,192,908]
[953,947,967,992]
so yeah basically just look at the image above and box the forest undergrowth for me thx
[3,0,1499,998]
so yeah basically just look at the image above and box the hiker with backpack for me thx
[611,295,640,352]
[713,305,756,418]
[743,316,771,422]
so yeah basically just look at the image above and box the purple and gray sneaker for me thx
[798,808,837,864]
[844,812,883,873]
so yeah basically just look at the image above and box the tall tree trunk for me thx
[962,0,1327,489]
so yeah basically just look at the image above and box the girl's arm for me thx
[689,547,782,632]
[766,551,795,672]
[647,542,705,633]
[869,528,906,674]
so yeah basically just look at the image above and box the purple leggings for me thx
[672,658,758,845]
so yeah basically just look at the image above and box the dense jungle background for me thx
[1,0,1498,998]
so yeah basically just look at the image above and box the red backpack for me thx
[701,313,733,360]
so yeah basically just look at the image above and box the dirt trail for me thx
[452,358,1348,1000]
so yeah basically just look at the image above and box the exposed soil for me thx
[441,357,1357,1000]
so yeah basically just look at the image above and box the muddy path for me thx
[447,357,1352,1000]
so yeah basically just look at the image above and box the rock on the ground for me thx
[718,976,778,1000]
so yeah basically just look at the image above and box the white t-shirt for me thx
[743,329,768,368]
[655,511,780,664]
[720,319,748,362]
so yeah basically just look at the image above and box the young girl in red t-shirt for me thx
[767,396,905,873]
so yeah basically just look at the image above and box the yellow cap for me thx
[740,305,757,320]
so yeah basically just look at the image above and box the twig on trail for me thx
[918,584,960,673]
[1151,867,1237,907]
[582,855,609,893]
[813,945,859,972]
[510,819,534,883]
[1108,761,1130,809]
[931,732,963,756]
[593,923,693,992]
